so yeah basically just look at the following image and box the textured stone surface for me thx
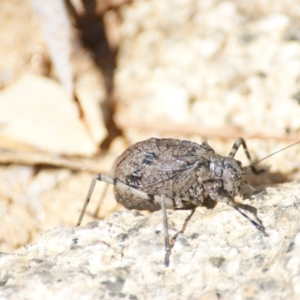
[114,0,300,173]
[1,181,300,299]
[115,0,300,136]
[0,74,100,156]
[1,1,300,297]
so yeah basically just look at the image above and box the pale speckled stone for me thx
[0,74,99,156]
[0,181,300,299]
[115,1,300,171]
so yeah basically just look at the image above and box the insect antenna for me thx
[243,140,300,171]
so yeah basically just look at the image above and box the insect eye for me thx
[232,174,237,180]
[231,173,241,181]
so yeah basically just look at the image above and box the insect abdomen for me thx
[114,188,161,211]
[113,138,215,211]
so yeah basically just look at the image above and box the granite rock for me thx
[115,0,300,141]
[1,181,300,299]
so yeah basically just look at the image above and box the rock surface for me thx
[1,1,300,298]
[115,0,300,137]
[1,181,300,299]
[0,74,102,156]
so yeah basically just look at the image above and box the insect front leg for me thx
[216,194,268,237]
[228,137,265,174]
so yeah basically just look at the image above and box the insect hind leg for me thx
[77,174,152,226]
[77,174,172,266]
[77,175,99,226]
[229,137,265,174]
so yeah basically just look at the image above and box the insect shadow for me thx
[77,138,300,266]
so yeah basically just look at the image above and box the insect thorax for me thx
[209,154,244,199]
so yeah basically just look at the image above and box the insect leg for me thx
[77,175,98,226]
[232,204,268,237]
[172,208,196,241]
[77,174,175,225]
[93,182,109,218]
[228,137,265,174]
[77,173,149,226]
[217,195,268,236]
[77,174,173,265]
[160,194,171,267]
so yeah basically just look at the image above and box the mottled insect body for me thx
[77,137,299,266]
[114,138,246,212]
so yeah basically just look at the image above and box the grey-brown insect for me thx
[77,137,299,266]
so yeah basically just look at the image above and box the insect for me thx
[77,137,300,266]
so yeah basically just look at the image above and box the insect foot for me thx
[77,138,299,266]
